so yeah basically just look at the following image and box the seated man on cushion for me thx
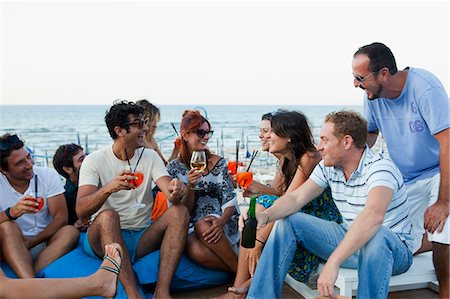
[0,133,79,278]
[77,100,189,299]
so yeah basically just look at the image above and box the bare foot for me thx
[212,289,246,299]
[93,243,122,298]
[211,284,248,299]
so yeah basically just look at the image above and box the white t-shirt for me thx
[0,166,65,237]
[79,145,168,230]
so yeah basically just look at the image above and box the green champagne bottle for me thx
[241,196,257,248]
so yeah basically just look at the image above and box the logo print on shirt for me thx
[411,102,418,114]
[409,120,425,133]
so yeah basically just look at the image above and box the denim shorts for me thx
[83,228,148,263]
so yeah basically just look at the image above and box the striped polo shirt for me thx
[310,146,417,252]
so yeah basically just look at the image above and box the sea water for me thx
[0,104,363,161]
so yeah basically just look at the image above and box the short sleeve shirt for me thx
[0,166,65,237]
[310,147,419,252]
[79,145,168,230]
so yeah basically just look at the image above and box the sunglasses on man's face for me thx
[0,134,22,151]
[124,118,149,129]
[195,129,214,139]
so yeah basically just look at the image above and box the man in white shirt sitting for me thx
[77,100,189,299]
[0,133,79,277]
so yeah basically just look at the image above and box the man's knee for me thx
[0,221,22,240]
[54,225,80,242]
[94,209,121,226]
[166,204,189,224]
[360,227,402,265]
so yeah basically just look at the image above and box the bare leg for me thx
[214,245,252,299]
[186,235,231,272]
[217,220,274,299]
[87,209,142,299]
[33,225,79,273]
[136,204,190,299]
[193,218,238,272]
[414,233,433,255]
[0,243,122,299]
[231,246,252,287]
[0,221,34,278]
[433,242,449,299]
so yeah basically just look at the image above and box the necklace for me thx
[124,148,145,172]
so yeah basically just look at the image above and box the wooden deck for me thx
[172,282,439,298]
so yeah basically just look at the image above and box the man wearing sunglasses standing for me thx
[76,100,189,299]
[0,133,79,277]
[352,42,449,298]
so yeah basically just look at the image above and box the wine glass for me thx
[126,165,146,209]
[28,191,44,233]
[190,150,206,190]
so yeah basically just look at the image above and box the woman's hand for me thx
[246,243,263,276]
[202,216,225,243]
[187,168,202,189]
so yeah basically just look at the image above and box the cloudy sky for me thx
[1,0,449,106]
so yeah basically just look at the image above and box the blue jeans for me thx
[247,213,413,299]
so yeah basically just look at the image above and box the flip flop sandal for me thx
[100,249,122,275]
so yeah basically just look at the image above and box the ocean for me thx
[0,105,363,164]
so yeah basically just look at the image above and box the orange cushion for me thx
[151,191,169,221]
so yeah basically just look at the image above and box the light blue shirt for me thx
[310,147,417,251]
[364,67,449,183]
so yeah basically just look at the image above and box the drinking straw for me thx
[246,150,259,172]
[235,140,240,174]
[34,174,38,195]
[170,122,180,137]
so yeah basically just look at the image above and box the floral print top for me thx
[167,157,239,246]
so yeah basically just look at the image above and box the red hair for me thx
[179,110,212,166]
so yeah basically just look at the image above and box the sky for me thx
[1,0,449,106]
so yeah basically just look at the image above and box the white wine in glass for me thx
[190,151,206,190]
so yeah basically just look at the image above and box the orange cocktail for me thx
[236,172,253,189]
[227,161,244,175]
[130,172,144,188]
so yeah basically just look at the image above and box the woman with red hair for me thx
[167,110,238,273]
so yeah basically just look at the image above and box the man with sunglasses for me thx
[352,42,449,298]
[76,100,189,299]
[0,133,79,277]
[53,143,89,230]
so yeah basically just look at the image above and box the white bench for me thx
[285,251,437,298]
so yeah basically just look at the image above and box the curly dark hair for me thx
[105,100,144,139]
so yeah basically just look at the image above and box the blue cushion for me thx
[134,250,232,290]
[1,233,231,298]
[0,262,17,278]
